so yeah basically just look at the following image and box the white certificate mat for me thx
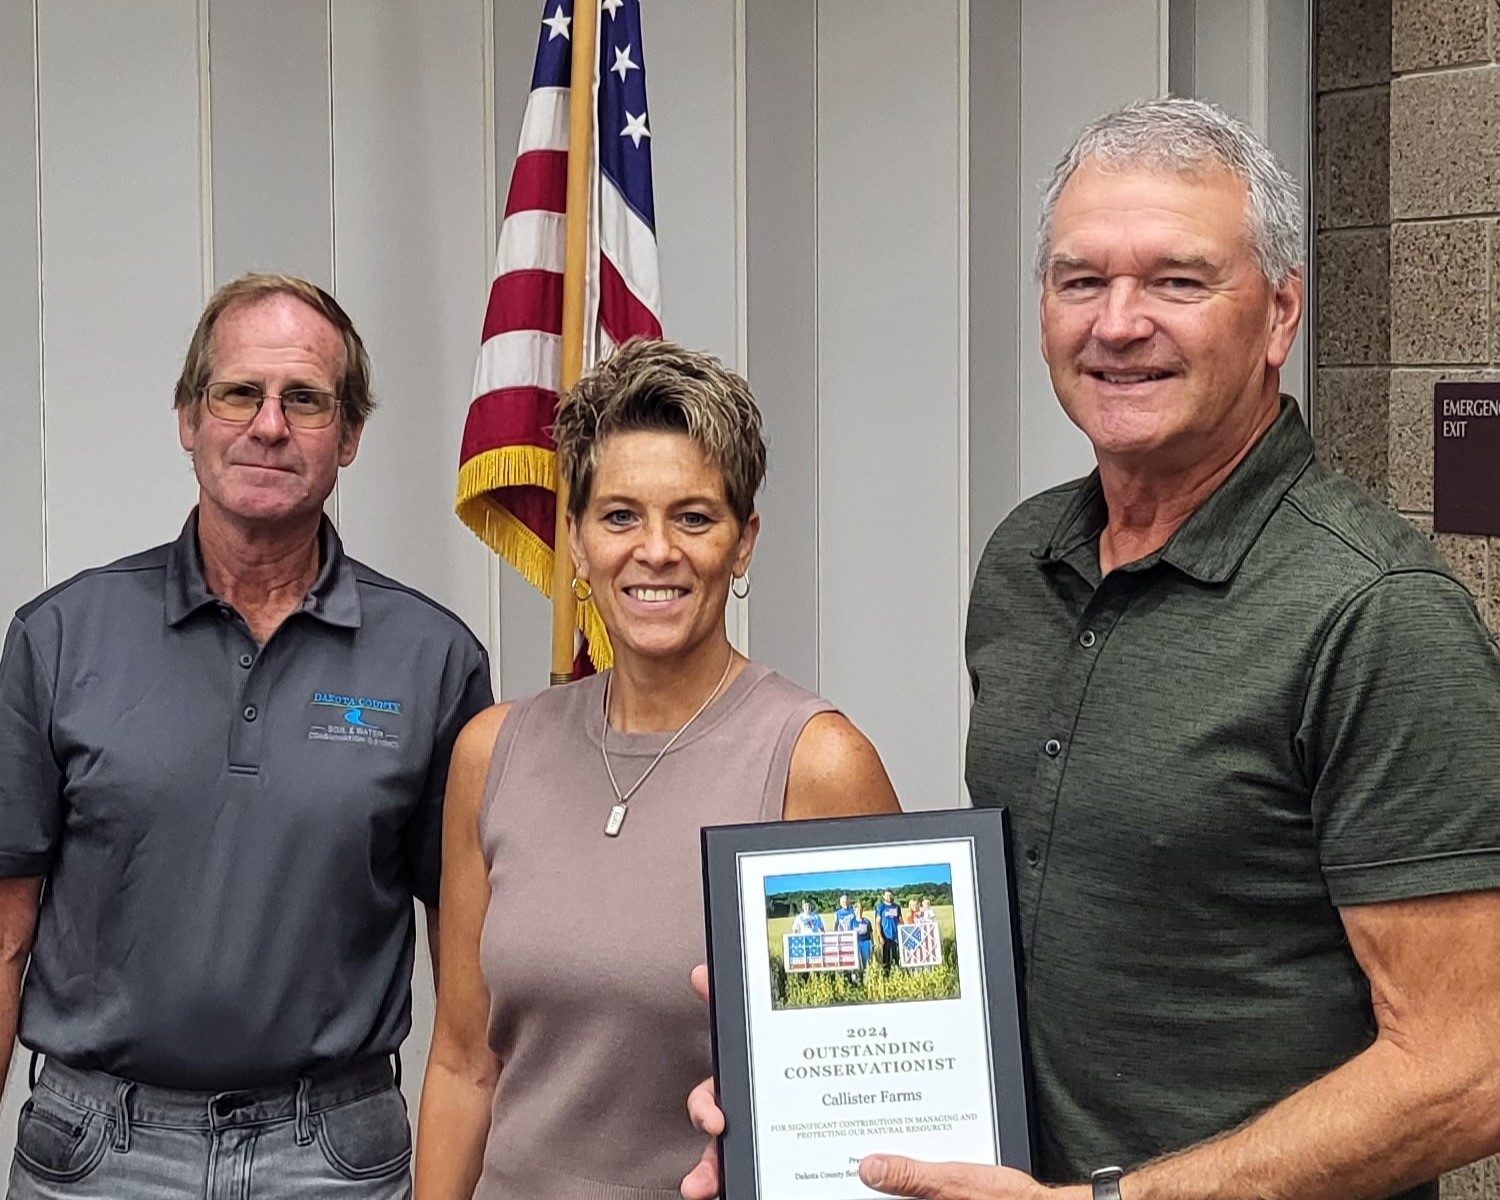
[734,838,999,1199]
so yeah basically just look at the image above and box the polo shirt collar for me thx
[164,510,363,629]
[1038,396,1314,585]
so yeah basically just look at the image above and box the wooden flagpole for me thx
[550,0,598,685]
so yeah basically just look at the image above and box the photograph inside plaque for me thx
[765,863,959,1009]
[703,809,1030,1200]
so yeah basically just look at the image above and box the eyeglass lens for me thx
[204,383,338,428]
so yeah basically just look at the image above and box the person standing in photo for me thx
[876,890,902,972]
[790,900,825,934]
[852,903,874,976]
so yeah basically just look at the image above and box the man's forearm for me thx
[0,959,25,1109]
[0,876,41,1112]
[1126,1035,1500,1200]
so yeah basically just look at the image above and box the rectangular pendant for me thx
[604,803,627,837]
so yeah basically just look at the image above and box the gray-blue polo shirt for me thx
[0,514,492,1089]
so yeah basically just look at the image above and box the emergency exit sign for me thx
[1434,381,1500,536]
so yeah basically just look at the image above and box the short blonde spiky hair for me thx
[172,273,375,426]
[554,338,766,525]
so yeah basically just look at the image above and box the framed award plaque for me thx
[701,808,1032,1199]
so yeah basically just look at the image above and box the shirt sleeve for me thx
[0,617,63,877]
[405,642,495,908]
[1301,569,1500,906]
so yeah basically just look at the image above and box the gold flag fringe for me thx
[455,447,614,671]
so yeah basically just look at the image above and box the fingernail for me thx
[860,1156,886,1187]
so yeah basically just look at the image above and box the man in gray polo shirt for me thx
[682,100,1500,1200]
[0,274,492,1198]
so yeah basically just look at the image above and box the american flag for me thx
[454,0,662,671]
[898,922,942,969]
[785,931,861,973]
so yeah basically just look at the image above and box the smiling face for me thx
[178,293,360,533]
[1039,160,1301,475]
[567,429,758,669]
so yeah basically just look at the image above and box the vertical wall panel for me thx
[647,0,739,359]
[1267,0,1311,404]
[0,1,45,623]
[967,0,1023,577]
[36,0,204,581]
[0,0,43,1160]
[1017,0,1163,499]
[1188,1,1266,130]
[208,0,334,286]
[328,0,492,1108]
[328,0,490,630]
[746,0,820,689]
[817,2,966,811]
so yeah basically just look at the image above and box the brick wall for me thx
[1319,0,1500,635]
[1316,1,1498,1195]
[1315,0,1392,497]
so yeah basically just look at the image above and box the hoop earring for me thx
[731,572,751,600]
[571,576,593,602]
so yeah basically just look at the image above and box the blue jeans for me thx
[6,1058,411,1199]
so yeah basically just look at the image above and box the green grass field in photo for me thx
[766,905,960,1009]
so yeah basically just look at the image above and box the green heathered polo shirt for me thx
[966,398,1500,1197]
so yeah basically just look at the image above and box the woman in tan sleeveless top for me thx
[414,339,901,1200]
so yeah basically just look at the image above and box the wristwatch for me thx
[1090,1166,1124,1200]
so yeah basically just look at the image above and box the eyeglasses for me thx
[202,381,341,430]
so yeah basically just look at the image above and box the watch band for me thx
[1090,1166,1124,1200]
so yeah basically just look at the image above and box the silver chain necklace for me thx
[601,650,735,837]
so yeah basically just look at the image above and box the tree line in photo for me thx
[764,881,954,918]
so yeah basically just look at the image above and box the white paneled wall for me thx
[327,0,492,639]
[0,0,1307,1170]
[35,1,204,583]
[208,0,334,287]
[0,0,44,1138]
[0,1,44,628]
[814,2,969,810]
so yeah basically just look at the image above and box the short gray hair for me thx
[1035,97,1303,288]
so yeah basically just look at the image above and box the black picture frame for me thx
[701,807,1032,1199]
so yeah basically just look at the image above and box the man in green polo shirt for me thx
[681,98,1500,1200]
[877,97,1500,1200]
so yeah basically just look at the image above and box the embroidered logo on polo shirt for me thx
[307,692,404,750]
